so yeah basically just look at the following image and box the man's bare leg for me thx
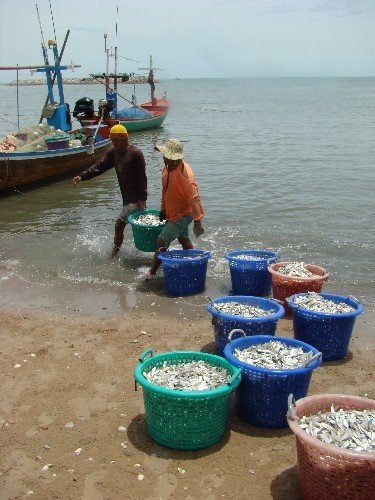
[111,218,126,256]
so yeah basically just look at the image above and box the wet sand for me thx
[0,277,374,500]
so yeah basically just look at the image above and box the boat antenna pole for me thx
[16,65,20,130]
[104,33,109,95]
[114,4,119,102]
[48,0,57,44]
[36,3,49,66]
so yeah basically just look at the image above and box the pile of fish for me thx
[276,262,317,277]
[298,407,375,453]
[293,292,355,314]
[143,360,230,391]
[134,213,164,226]
[214,301,275,317]
[233,340,316,369]
[234,254,264,261]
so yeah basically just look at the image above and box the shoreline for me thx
[1,273,374,498]
[0,302,373,499]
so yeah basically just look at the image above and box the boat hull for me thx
[119,111,168,132]
[0,140,111,193]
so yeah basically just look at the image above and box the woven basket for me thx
[134,349,241,450]
[268,262,329,314]
[288,394,375,499]
[206,296,285,357]
[287,293,364,361]
[224,334,322,428]
[127,209,165,252]
[226,249,279,296]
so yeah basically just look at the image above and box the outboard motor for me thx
[73,97,95,118]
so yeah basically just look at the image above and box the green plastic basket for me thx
[134,349,241,450]
[127,209,165,252]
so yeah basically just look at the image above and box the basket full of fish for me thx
[127,209,165,252]
[224,333,322,428]
[206,296,285,357]
[134,348,241,450]
[158,249,211,296]
[287,292,364,361]
[268,261,330,314]
[225,249,279,296]
[287,394,375,499]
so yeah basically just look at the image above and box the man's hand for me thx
[193,221,204,238]
[159,211,166,222]
[72,175,82,187]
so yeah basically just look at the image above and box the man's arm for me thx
[72,149,114,186]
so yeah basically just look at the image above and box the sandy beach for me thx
[1,279,374,500]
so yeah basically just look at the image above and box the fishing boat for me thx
[0,30,112,194]
[73,33,169,133]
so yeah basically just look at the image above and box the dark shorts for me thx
[158,215,193,247]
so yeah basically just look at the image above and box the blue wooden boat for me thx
[0,33,111,194]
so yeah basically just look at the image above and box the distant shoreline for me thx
[5,76,150,86]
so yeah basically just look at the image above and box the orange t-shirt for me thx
[161,162,204,222]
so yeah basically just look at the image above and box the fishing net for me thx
[0,124,83,152]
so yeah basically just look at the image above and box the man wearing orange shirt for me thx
[145,138,204,280]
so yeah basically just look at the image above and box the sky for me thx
[0,0,374,80]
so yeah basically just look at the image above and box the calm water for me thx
[0,78,374,312]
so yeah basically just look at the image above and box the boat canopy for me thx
[116,107,152,119]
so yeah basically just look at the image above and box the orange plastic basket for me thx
[268,262,329,314]
[288,394,375,500]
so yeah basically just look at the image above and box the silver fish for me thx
[143,360,230,391]
[298,408,375,453]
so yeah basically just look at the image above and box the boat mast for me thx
[139,56,164,106]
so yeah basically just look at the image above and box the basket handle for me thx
[287,394,297,421]
[227,367,241,387]
[228,329,246,341]
[348,294,360,304]
[139,348,153,362]
[267,255,280,264]
[206,295,221,313]
[304,351,322,367]
[200,251,211,259]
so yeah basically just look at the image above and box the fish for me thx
[143,360,230,391]
[298,408,375,453]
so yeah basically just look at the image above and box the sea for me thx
[0,78,374,317]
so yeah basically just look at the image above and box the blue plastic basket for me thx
[224,334,322,428]
[158,249,211,296]
[226,249,279,296]
[206,296,285,357]
[287,293,364,361]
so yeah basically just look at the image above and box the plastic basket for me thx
[134,348,241,450]
[127,209,165,252]
[287,394,375,499]
[268,262,329,314]
[287,293,363,361]
[158,249,211,296]
[226,249,279,296]
[224,334,321,428]
[206,296,285,357]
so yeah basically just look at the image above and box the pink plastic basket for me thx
[268,262,329,314]
[287,394,375,499]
